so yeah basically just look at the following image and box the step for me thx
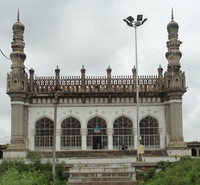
[68,180,137,185]
[74,163,132,167]
[70,166,135,172]
[68,176,133,182]
[69,171,135,178]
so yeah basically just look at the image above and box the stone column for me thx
[157,65,163,91]
[29,68,34,92]
[107,128,114,150]
[159,128,164,149]
[106,66,112,92]
[81,129,87,150]
[133,128,137,149]
[56,129,61,150]
[30,129,35,150]
[132,66,136,91]
[55,66,60,88]
[168,98,186,147]
[81,66,86,92]
[8,101,26,149]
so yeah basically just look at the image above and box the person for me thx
[125,146,128,150]
[122,145,125,150]
[118,145,120,150]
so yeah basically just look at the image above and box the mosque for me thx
[4,11,190,157]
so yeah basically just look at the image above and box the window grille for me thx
[140,116,160,149]
[61,117,81,150]
[34,117,54,150]
[113,116,134,149]
[87,117,107,149]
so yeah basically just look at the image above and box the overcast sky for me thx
[0,0,200,144]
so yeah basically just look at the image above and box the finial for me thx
[82,65,84,69]
[171,8,174,20]
[17,9,20,22]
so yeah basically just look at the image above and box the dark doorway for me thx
[93,136,102,149]
[192,148,197,156]
[0,151,3,159]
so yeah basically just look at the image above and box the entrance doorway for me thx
[87,116,107,150]
[93,136,102,149]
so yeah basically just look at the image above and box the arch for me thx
[34,117,54,150]
[111,113,135,127]
[192,148,197,156]
[140,116,160,149]
[0,150,3,159]
[33,115,54,129]
[58,114,81,129]
[168,80,170,88]
[13,80,17,89]
[22,81,24,90]
[113,116,134,150]
[87,116,107,150]
[61,117,81,150]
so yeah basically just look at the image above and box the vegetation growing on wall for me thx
[141,156,200,185]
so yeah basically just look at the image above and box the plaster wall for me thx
[28,102,165,151]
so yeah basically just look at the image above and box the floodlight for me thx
[137,15,143,21]
[126,16,134,23]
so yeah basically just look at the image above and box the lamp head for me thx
[137,15,143,21]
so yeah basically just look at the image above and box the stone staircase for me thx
[67,163,137,185]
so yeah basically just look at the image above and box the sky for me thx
[0,0,200,144]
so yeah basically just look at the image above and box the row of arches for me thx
[34,116,160,150]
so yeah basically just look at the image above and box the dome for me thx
[12,21,25,32]
[167,20,179,30]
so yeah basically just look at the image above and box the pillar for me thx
[106,66,112,92]
[107,128,113,150]
[81,128,87,150]
[169,98,186,147]
[157,65,163,91]
[159,128,165,149]
[56,129,61,150]
[30,129,35,150]
[81,65,86,92]
[55,66,60,88]
[132,66,136,91]
[8,101,26,149]
[133,128,137,149]
[29,68,34,92]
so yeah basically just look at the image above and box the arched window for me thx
[87,117,107,150]
[168,80,170,88]
[192,148,197,156]
[35,117,54,150]
[113,116,134,149]
[61,117,81,150]
[140,116,160,149]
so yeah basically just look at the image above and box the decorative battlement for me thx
[30,74,161,94]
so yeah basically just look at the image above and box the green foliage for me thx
[0,167,51,185]
[145,167,156,181]
[157,160,175,171]
[0,151,67,184]
[144,156,200,185]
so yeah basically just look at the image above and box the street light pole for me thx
[123,15,147,161]
[134,26,140,147]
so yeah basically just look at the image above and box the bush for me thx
[144,156,200,185]
[0,151,67,184]
[0,167,51,185]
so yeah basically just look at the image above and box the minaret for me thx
[164,10,187,150]
[6,11,28,151]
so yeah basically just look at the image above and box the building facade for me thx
[5,12,190,157]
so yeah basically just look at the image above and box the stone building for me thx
[5,12,190,157]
